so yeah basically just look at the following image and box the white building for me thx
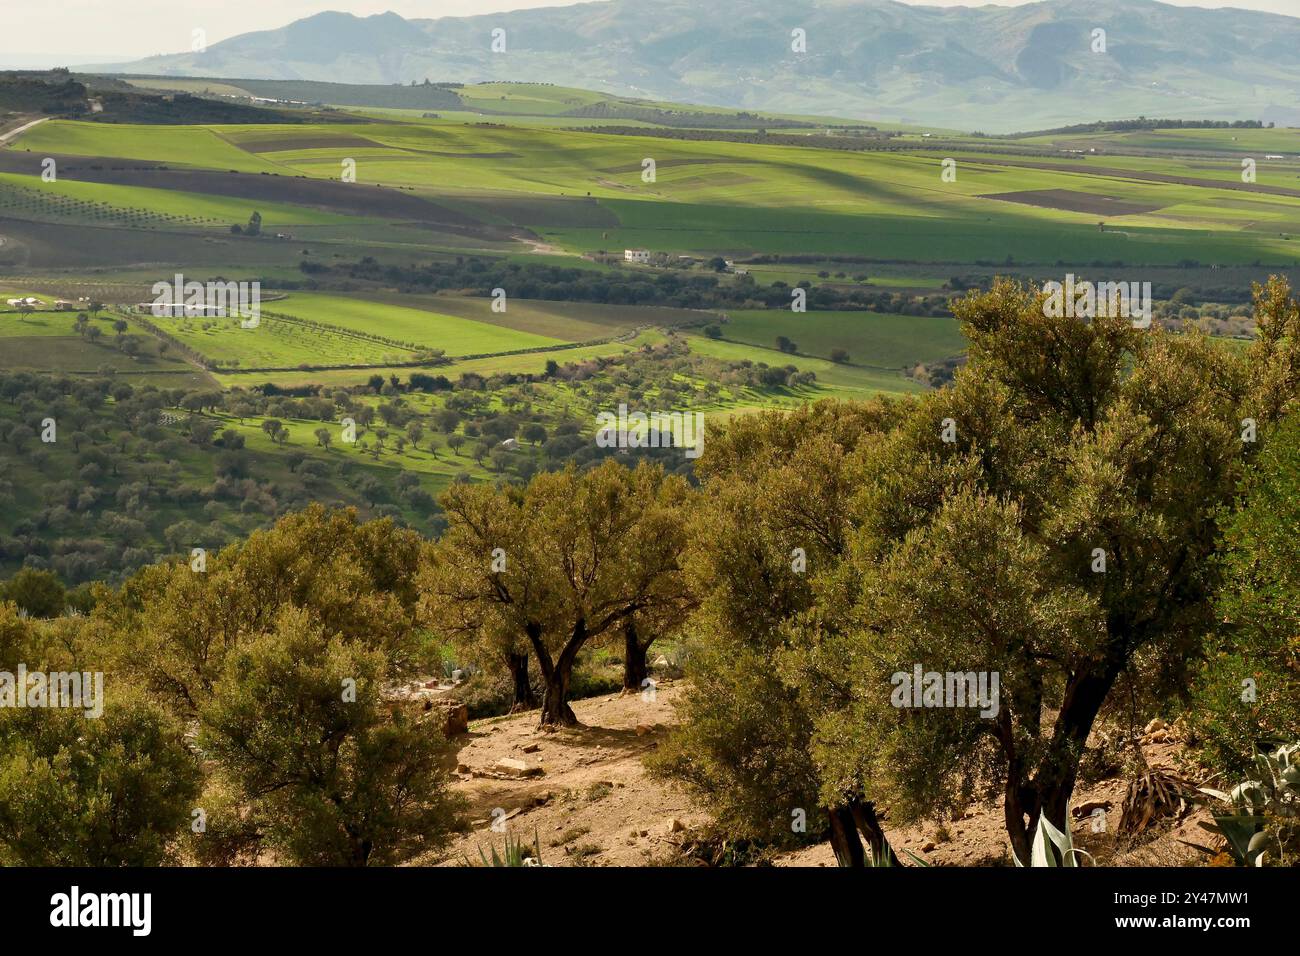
[137,302,229,317]
[624,249,651,264]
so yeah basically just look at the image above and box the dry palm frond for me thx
[1119,766,1196,835]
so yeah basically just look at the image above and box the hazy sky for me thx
[3,0,1298,60]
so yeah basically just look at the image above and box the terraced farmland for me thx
[141,310,419,370]
[267,293,563,356]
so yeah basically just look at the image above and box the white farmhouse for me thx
[623,248,651,264]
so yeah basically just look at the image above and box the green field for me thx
[3,85,1291,433]
[718,310,965,369]
[16,116,1300,265]
[0,172,357,230]
[268,292,563,355]
[685,334,927,396]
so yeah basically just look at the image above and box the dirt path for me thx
[514,235,565,256]
[432,683,708,866]
[0,116,49,147]
[433,685,1211,867]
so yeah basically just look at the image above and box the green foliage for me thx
[422,459,692,726]
[108,504,428,718]
[473,828,544,867]
[0,687,202,866]
[197,607,464,866]
[0,601,35,672]
[1014,810,1093,868]
[650,400,899,846]
[0,506,463,869]
[1196,742,1299,866]
[662,278,1300,864]
[1,567,67,618]
[807,277,1297,863]
[1189,408,1300,775]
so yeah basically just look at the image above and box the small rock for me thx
[635,724,653,736]
[667,817,686,833]
[495,757,543,778]
[922,841,936,853]
[1144,717,1167,734]
[522,743,541,753]
[437,700,469,737]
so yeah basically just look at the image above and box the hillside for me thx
[0,70,322,124]
[90,0,1300,132]
[432,683,1211,868]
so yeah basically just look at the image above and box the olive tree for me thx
[198,607,463,866]
[814,277,1300,863]
[423,459,691,727]
[651,400,903,864]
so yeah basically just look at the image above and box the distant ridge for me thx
[90,0,1300,132]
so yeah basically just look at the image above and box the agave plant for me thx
[863,829,930,867]
[1013,809,1096,867]
[471,829,545,867]
[1194,741,1299,867]
[440,657,459,682]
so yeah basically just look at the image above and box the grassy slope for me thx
[719,310,965,369]
[17,119,1300,265]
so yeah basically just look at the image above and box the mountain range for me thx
[92,0,1300,132]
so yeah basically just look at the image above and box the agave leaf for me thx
[866,848,893,867]
[1246,830,1276,867]
[1027,813,1074,867]
[901,849,932,867]
[1212,812,1262,863]
[1177,838,1222,857]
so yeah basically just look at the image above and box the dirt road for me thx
[0,116,49,147]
